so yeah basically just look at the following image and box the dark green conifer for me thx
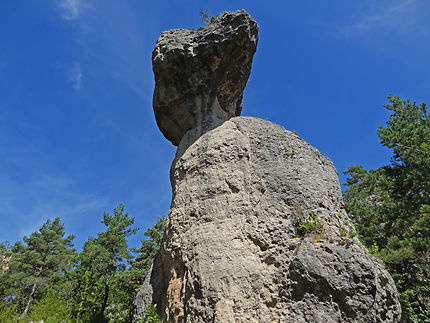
[0,218,75,319]
[344,95,430,321]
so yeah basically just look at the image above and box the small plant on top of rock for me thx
[199,8,216,29]
[198,9,228,31]
[199,9,210,25]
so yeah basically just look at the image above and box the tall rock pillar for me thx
[134,10,401,322]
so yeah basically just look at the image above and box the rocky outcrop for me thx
[135,117,401,322]
[152,10,258,146]
[134,9,401,322]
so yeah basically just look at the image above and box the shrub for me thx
[295,213,323,237]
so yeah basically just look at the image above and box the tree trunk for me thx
[99,273,109,322]
[20,282,36,319]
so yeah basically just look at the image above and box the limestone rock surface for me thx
[135,9,401,322]
[134,117,401,322]
[152,10,258,145]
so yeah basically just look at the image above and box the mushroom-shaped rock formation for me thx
[134,9,402,323]
[152,10,258,146]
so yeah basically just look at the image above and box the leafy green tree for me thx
[24,290,70,323]
[140,304,162,323]
[71,204,138,322]
[131,215,166,277]
[1,207,166,322]
[343,95,430,321]
[0,218,76,319]
[100,214,166,322]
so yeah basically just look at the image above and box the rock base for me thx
[134,117,401,322]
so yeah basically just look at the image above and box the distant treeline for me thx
[0,204,165,322]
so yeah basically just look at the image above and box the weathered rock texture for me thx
[152,10,258,146]
[134,9,401,323]
[135,117,401,322]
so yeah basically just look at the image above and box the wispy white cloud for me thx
[56,0,86,91]
[57,0,84,21]
[344,0,429,36]
[66,62,83,90]
[0,173,109,243]
[55,0,158,101]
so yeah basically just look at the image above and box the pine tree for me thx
[343,95,430,321]
[132,215,166,277]
[71,204,138,322]
[0,218,75,319]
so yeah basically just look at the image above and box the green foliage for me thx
[68,268,105,321]
[25,291,71,323]
[396,266,430,322]
[198,9,228,30]
[0,303,18,322]
[295,213,323,237]
[138,304,161,323]
[339,225,347,237]
[0,240,11,254]
[348,230,358,239]
[343,95,430,321]
[80,204,137,275]
[1,207,167,322]
[132,215,166,278]
[284,151,296,157]
[199,9,210,25]
[0,217,76,319]
[71,204,138,322]
[67,207,165,322]
[378,96,429,167]
[366,242,380,257]
[0,290,73,322]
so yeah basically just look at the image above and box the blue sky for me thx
[1,0,429,250]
